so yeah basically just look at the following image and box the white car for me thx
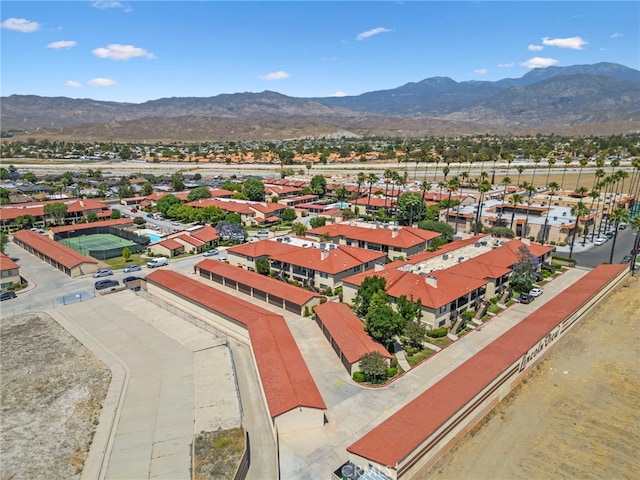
[93,269,113,278]
[594,237,607,246]
[203,249,218,257]
[529,288,543,297]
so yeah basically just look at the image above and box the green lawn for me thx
[102,253,147,270]
[425,336,453,348]
[406,347,436,367]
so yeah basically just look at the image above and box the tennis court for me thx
[59,233,139,258]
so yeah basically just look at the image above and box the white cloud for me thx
[610,32,623,38]
[521,57,559,68]
[92,43,155,60]
[542,36,587,50]
[528,44,544,51]
[47,40,77,49]
[258,71,290,81]
[1,18,40,33]
[65,80,82,88]
[88,78,117,87]
[497,63,515,68]
[92,1,131,12]
[474,68,488,75]
[328,91,347,97]
[356,27,391,41]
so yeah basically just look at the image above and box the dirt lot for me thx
[426,274,640,480]
[0,312,111,480]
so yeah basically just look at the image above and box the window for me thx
[438,305,448,314]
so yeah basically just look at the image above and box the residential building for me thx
[0,253,21,290]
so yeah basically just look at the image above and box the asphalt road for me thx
[573,226,637,268]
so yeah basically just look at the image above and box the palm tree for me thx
[509,193,523,231]
[545,157,556,188]
[630,215,640,274]
[366,173,378,218]
[521,183,537,239]
[560,157,572,189]
[442,165,451,182]
[501,176,511,201]
[574,157,589,191]
[608,207,629,264]
[531,156,541,188]
[548,181,560,194]
[383,169,393,214]
[474,181,491,235]
[356,171,366,200]
[516,165,525,187]
[569,200,589,259]
[445,176,459,230]
[587,189,600,242]
[418,180,431,220]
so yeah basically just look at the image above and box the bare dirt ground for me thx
[426,274,640,480]
[0,312,111,480]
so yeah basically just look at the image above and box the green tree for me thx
[292,222,307,236]
[0,188,10,205]
[365,290,405,346]
[141,182,154,196]
[23,172,37,183]
[309,216,326,229]
[86,212,99,222]
[396,295,422,324]
[0,232,8,254]
[43,202,68,226]
[418,220,454,240]
[256,257,271,276]
[608,207,629,264]
[187,186,212,202]
[171,172,185,192]
[353,275,387,317]
[243,178,265,201]
[281,208,297,223]
[403,320,427,349]
[122,247,132,262]
[225,212,242,224]
[13,215,36,229]
[157,194,182,216]
[222,181,242,192]
[310,174,327,195]
[510,245,539,293]
[110,209,122,219]
[358,351,388,384]
[396,192,425,225]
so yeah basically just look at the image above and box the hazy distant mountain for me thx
[2,62,639,140]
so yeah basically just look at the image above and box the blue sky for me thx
[2,1,638,103]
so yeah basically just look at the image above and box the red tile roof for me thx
[185,198,255,214]
[195,259,324,306]
[174,234,205,247]
[270,245,387,275]
[347,264,627,468]
[155,238,184,250]
[0,198,108,221]
[50,218,133,233]
[12,229,98,269]
[314,302,391,364]
[145,269,326,417]
[407,235,489,263]
[0,252,19,271]
[189,224,219,243]
[227,238,299,258]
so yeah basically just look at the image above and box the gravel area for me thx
[1,312,111,480]
[426,275,640,480]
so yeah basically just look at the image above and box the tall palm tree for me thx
[446,176,459,231]
[608,207,629,264]
[574,157,589,191]
[383,169,393,214]
[560,157,572,190]
[418,180,431,221]
[587,189,600,242]
[516,165,525,187]
[569,200,589,259]
[474,180,491,235]
[501,176,512,201]
[598,176,614,236]
[548,181,560,194]
[509,193,523,231]
[545,157,556,188]
[531,156,541,188]
[356,171,366,200]
[366,173,378,217]
[521,183,537,239]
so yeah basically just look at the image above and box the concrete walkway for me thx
[49,291,239,480]
[393,339,412,371]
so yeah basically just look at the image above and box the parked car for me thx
[147,213,154,218]
[594,237,607,246]
[93,269,113,278]
[94,279,119,290]
[203,249,218,257]
[529,288,544,297]
[123,276,141,284]
[147,257,168,268]
[605,231,615,239]
[0,291,17,301]
[518,294,533,304]
[171,221,179,226]
[621,255,632,264]
[619,223,627,230]
[123,264,142,273]
[131,208,138,213]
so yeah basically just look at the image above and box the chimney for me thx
[425,274,438,288]
[391,227,398,238]
[321,248,330,260]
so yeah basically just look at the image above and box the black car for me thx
[95,279,120,290]
[519,294,533,304]
[0,291,17,301]
[123,276,141,284]
[621,255,632,264]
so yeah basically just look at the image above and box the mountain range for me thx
[2,62,639,141]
